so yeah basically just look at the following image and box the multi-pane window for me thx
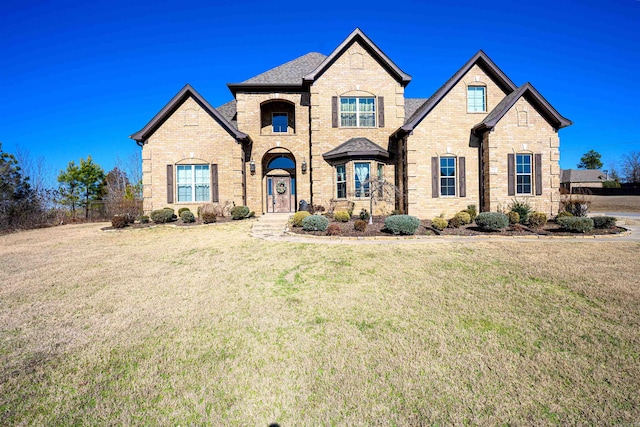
[340,97,375,127]
[377,163,384,197]
[354,162,371,197]
[440,157,456,196]
[336,165,346,199]
[177,164,210,202]
[272,113,288,132]
[516,154,532,194]
[467,86,486,112]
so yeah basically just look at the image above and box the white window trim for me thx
[336,164,347,199]
[467,85,486,113]
[177,164,210,203]
[340,97,376,128]
[440,156,457,197]
[272,112,288,133]
[516,153,533,195]
[353,162,371,198]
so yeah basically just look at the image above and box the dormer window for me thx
[340,97,375,127]
[467,86,486,113]
[272,112,288,133]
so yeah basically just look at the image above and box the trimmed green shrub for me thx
[384,215,420,235]
[354,219,367,232]
[603,180,621,188]
[509,199,531,224]
[150,209,175,223]
[557,210,573,219]
[431,217,448,231]
[558,216,594,233]
[334,210,350,222]
[592,216,617,229]
[447,216,463,228]
[231,205,250,220]
[465,205,478,221]
[507,211,520,224]
[326,223,342,236]
[302,214,329,231]
[475,212,509,231]
[292,211,310,227]
[201,211,216,224]
[180,211,195,223]
[139,215,150,224]
[454,211,471,225]
[359,209,371,221]
[528,212,548,228]
[162,207,175,215]
[111,215,127,229]
[178,207,191,216]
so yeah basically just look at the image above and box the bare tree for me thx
[621,150,640,183]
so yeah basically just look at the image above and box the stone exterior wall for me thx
[485,97,561,216]
[141,96,244,213]
[309,40,403,214]
[405,64,510,219]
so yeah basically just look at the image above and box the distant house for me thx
[131,28,572,218]
[560,169,605,192]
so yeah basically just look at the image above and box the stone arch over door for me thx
[262,148,297,213]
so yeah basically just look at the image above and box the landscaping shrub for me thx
[592,216,617,229]
[292,211,310,227]
[447,216,463,228]
[354,219,367,232]
[162,207,175,215]
[308,204,326,214]
[509,199,531,224]
[528,212,548,228]
[507,211,520,224]
[475,212,509,231]
[465,205,478,221]
[150,209,175,223]
[390,209,403,216]
[454,211,471,225]
[111,215,127,229]
[431,217,448,231]
[563,200,590,217]
[178,207,191,216]
[326,223,342,236]
[180,211,195,223]
[557,210,573,219]
[199,204,217,223]
[231,205,250,220]
[384,215,420,235]
[557,216,594,233]
[302,214,329,231]
[201,211,216,224]
[139,215,150,224]
[334,210,350,222]
[359,209,371,221]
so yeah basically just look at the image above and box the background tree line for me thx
[578,149,640,186]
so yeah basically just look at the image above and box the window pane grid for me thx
[340,97,376,127]
[516,154,532,194]
[440,157,456,196]
[336,165,346,199]
[467,86,486,112]
[354,162,370,198]
[176,164,210,202]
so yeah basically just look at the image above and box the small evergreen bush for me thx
[231,206,250,220]
[475,212,509,231]
[557,216,594,233]
[139,215,150,224]
[384,215,420,235]
[528,212,548,228]
[292,211,310,227]
[334,211,350,222]
[178,207,191,216]
[447,216,463,228]
[454,211,471,225]
[111,215,127,229]
[354,219,367,232]
[150,209,175,223]
[162,207,175,215]
[507,211,520,224]
[326,223,342,236]
[557,210,573,219]
[465,205,478,221]
[180,211,195,223]
[509,199,531,224]
[302,214,329,231]
[592,216,617,229]
[431,217,448,231]
[201,211,216,224]
[359,209,371,221]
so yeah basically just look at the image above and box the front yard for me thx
[1,221,639,425]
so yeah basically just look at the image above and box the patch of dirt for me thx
[290,216,625,238]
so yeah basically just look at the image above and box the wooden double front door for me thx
[267,176,293,213]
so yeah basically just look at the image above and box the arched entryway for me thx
[263,149,296,213]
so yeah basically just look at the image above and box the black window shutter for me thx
[331,96,338,128]
[432,157,439,198]
[377,96,385,127]
[211,164,219,202]
[459,156,466,197]
[535,153,543,195]
[507,154,515,196]
[166,164,174,204]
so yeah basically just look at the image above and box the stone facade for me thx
[131,29,571,219]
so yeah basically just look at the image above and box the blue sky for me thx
[2,0,639,185]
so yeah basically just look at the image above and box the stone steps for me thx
[251,213,291,239]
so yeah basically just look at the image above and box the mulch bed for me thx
[101,216,237,231]
[290,216,626,238]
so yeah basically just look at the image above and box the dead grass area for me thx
[589,195,640,213]
[1,222,639,425]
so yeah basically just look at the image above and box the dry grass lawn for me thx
[588,195,640,213]
[1,221,639,425]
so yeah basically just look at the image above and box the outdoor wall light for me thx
[301,158,307,173]
[250,159,256,175]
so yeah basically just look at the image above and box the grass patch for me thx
[0,222,639,425]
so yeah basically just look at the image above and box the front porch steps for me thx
[251,213,291,239]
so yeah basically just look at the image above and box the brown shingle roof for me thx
[323,137,389,161]
[561,169,604,183]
